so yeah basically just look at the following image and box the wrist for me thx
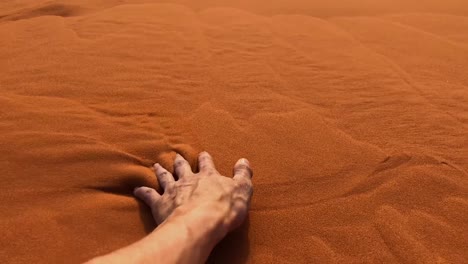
[167,203,229,246]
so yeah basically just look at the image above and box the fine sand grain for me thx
[1,0,467,263]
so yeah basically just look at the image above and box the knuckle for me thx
[175,160,188,167]
[235,164,249,172]
[236,178,252,190]
[237,178,253,194]
[164,182,177,196]
[200,159,213,169]
[236,164,248,170]
[200,155,211,161]
[166,181,175,189]
[235,166,251,178]
[232,198,248,212]
[206,168,216,175]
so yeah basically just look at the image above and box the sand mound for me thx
[1,0,467,263]
[0,3,84,22]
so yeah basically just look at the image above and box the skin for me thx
[87,151,253,264]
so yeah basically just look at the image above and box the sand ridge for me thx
[0,0,467,263]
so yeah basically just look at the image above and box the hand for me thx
[88,152,253,264]
[134,151,253,235]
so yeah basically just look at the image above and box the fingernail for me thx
[240,158,250,166]
[153,163,160,168]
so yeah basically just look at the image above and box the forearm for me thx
[87,204,227,264]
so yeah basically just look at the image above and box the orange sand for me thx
[1,0,467,263]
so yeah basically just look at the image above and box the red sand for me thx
[1,0,467,263]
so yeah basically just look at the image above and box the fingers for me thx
[174,153,193,179]
[154,163,174,189]
[230,158,253,231]
[198,151,216,173]
[134,186,161,206]
[233,158,253,181]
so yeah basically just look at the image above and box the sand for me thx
[0,0,467,263]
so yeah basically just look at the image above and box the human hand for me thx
[88,153,253,264]
[134,151,253,235]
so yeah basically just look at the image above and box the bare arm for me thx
[87,152,253,264]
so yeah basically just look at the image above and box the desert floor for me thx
[1,0,467,263]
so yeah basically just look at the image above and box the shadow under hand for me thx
[207,216,251,264]
[137,200,157,234]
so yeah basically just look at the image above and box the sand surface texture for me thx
[1,0,468,263]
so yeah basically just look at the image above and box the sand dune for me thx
[0,0,467,263]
